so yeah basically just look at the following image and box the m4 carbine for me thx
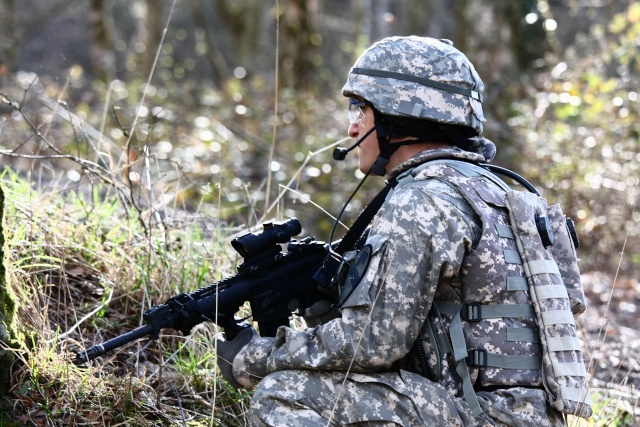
[74,218,331,365]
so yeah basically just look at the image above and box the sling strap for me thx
[313,179,397,289]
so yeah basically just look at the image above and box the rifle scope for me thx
[231,218,301,258]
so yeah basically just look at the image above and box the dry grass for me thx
[1,167,255,426]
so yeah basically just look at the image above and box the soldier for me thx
[216,36,590,426]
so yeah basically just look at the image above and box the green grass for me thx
[0,167,253,426]
[567,389,639,426]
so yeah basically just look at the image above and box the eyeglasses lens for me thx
[348,99,365,124]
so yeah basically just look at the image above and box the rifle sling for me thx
[335,178,397,255]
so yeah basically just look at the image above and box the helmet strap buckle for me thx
[370,156,389,176]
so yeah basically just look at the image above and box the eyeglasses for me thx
[348,98,367,124]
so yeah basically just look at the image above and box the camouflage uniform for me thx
[216,36,581,426]
[230,146,565,426]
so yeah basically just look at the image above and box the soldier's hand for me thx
[302,299,340,327]
[215,324,255,388]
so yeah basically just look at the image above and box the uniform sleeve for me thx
[232,181,478,389]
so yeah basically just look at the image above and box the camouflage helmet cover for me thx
[342,36,486,134]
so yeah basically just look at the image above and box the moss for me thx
[0,183,18,395]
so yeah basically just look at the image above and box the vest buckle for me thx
[467,349,488,367]
[461,302,482,322]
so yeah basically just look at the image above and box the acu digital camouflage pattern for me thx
[249,369,563,426]
[414,159,591,418]
[505,191,592,417]
[342,36,486,134]
[410,159,543,390]
[231,147,566,426]
[546,204,587,315]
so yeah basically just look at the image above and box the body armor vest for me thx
[396,159,591,418]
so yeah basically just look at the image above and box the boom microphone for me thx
[333,126,376,161]
[333,147,350,160]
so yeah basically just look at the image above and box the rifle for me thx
[74,218,332,365]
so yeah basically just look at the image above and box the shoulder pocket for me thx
[339,236,388,309]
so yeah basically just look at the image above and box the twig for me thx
[0,92,116,185]
[261,136,350,221]
[264,0,281,216]
[175,388,188,427]
[47,281,114,344]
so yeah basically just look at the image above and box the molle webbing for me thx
[434,299,540,417]
[546,204,587,315]
[435,299,541,417]
[439,160,586,313]
[505,191,592,418]
[414,158,591,419]
[410,159,543,416]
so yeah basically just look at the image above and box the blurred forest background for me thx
[0,0,638,274]
[1,0,640,425]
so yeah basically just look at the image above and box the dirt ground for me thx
[578,271,640,410]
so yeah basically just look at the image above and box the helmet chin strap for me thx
[367,108,394,175]
[369,107,431,176]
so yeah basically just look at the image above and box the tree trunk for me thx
[0,0,16,74]
[142,0,164,81]
[89,0,116,81]
[189,0,231,89]
[0,184,18,396]
[279,0,319,92]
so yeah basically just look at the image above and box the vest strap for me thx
[506,276,528,291]
[433,300,541,417]
[507,327,540,343]
[559,386,592,406]
[436,301,535,323]
[467,349,542,370]
[463,303,534,322]
[447,302,483,416]
[547,336,582,352]
[541,310,576,326]
[554,362,587,377]
[533,284,569,301]
[528,259,561,276]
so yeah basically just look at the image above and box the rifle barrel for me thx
[74,323,155,364]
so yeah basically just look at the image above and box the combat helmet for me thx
[342,36,486,135]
